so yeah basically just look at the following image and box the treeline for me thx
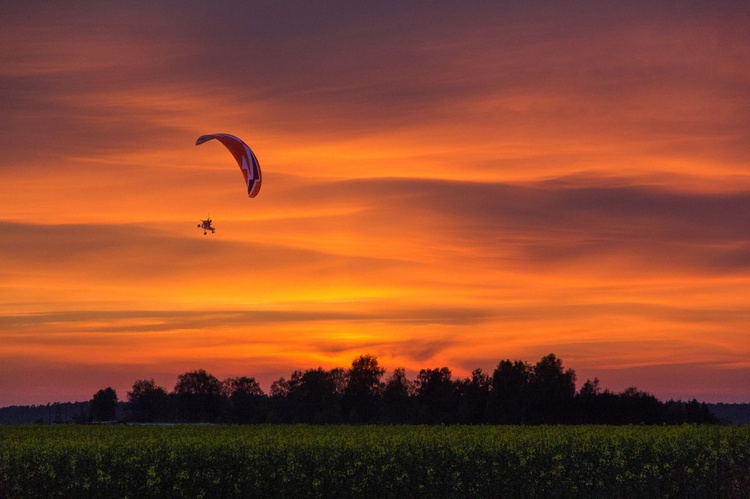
[84,353,714,425]
[0,402,91,424]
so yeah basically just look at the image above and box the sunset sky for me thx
[2,2,749,406]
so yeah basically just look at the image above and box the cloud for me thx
[0,220,414,294]
[269,176,750,275]
[3,1,748,176]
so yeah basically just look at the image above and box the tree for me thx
[90,387,118,422]
[174,369,224,422]
[285,367,345,423]
[224,376,264,398]
[685,399,714,423]
[662,398,716,424]
[456,368,491,424]
[414,367,457,423]
[268,377,291,423]
[342,354,385,423]
[528,353,576,423]
[578,378,601,399]
[224,376,265,423]
[489,360,531,423]
[617,386,661,424]
[127,379,169,422]
[97,351,706,425]
[575,377,605,423]
[382,367,414,423]
[270,377,290,397]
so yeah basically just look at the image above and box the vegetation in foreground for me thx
[1,424,748,498]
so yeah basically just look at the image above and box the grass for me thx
[1,424,748,498]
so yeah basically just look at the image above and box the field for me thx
[1,425,748,498]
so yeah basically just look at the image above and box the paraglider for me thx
[198,217,215,235]
[195,133,262,198]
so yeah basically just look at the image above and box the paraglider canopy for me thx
[195,133,262,198]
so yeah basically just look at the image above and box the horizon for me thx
[2,2,750,407]
[1,348,747,408]
[2,354,748,409]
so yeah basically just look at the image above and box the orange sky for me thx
[2,2,749,405]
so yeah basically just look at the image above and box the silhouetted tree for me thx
[174,369,224,422]
[528,353,576,423]
[127,379,169,422]
[578,378,601,399]
[270,377,290,397]
[285,367,345,423]
[90,387,118,422]
[106,352,718,426]
[686,399,714,423]
[382,367,415,423]
[456,368,492,424]
[342,354,385,423]
[267,377,291,423]
[224,376,265,423]
[489,360,531,423]
[414,367,457,423]
[575,377,604,423]
[661,399,716,424]
[617,386,661,424]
